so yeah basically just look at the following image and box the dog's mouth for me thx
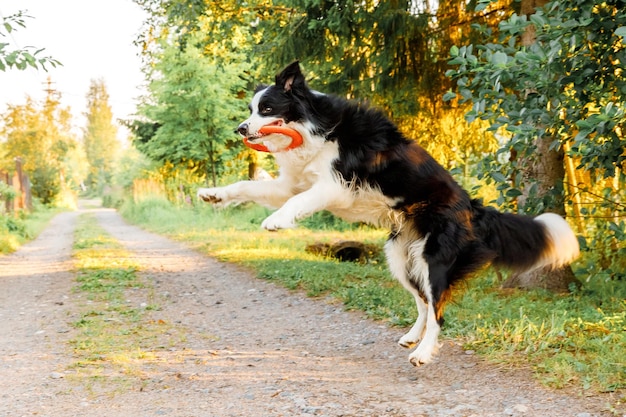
[246,120,284,141]
[243,122,303,153]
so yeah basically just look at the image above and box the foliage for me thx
[29,164,60,205]
[0,204,60,255]
[82,79,120,193]
[446,0,626,181]
[0,11,60,72]
[0,91,81,204]
[0,217,21,254]
[133,28,249,186]
[445,0,626,276]
[0,181,17,202]
[120,197,625,394]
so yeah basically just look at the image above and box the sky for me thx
[0,0,148,141]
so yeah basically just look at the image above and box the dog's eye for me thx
[260,106,273,115]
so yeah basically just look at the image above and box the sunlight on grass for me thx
[69,212,187,393]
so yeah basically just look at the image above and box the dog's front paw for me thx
[261,212,297,231]
[197,187,229,205]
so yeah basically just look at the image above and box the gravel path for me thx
[0,204,619,416]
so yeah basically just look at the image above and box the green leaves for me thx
[448,0,626,182]
[0,11,61,72]
[136,29,249,185]
[490,51,508,66]
[442,91,457,102]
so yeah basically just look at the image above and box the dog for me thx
[197,61,580,366]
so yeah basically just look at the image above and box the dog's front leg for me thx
[197,180,293,209]
[261,183,347,231]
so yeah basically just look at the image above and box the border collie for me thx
[197,62,580,366]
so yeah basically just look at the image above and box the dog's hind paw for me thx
[408,340,440,367]
[398,318,426,349]
[398,336,419,349]
[261,213,297,231]
[409,350,432,367]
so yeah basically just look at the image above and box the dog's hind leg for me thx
[408,300,441,366]
[399,293,428,349]
[404,236,443,366]
[384,232,429,350]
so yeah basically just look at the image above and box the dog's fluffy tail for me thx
[480,208,580,273]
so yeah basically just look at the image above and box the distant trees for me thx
[1,13,123,203]
[0,9,66,206]
[83,79,119,192]
[0,88,82,204]
[0,79,119,204]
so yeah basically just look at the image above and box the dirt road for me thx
[0,204,617,416]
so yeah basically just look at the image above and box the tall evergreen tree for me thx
[82,79,119,192]
[135,30,247,186]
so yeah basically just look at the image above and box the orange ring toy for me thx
[243,125,303,153]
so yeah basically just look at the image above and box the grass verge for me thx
[69,212,184,393]
[0,206,63,254]
[120,197,625,399]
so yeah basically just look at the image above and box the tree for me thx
[133,0,272,186]
[446,0,626,288]
[135,30,248,186]
[0,11,60,71]
[82,79,119,192]
[0,87,76,204]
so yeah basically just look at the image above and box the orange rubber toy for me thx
[243,125,303,153]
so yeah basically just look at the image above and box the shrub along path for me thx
[0,202,618,416]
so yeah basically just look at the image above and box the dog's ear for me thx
[275,61,305,93]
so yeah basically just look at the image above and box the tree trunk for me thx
[207,138,217,188]
[501,0,581,292]
[247,150,258,180]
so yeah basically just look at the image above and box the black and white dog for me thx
[198,62,579,366]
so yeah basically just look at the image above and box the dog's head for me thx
[237,61,311,152]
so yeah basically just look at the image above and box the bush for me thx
[0,214,26,254]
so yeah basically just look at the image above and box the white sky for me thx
[0,0,148,141]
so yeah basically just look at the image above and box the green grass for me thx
[120,197,626,397]
[69,213,185,392]
[0,206,62,254]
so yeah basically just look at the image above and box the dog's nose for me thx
[237,123,249,136]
